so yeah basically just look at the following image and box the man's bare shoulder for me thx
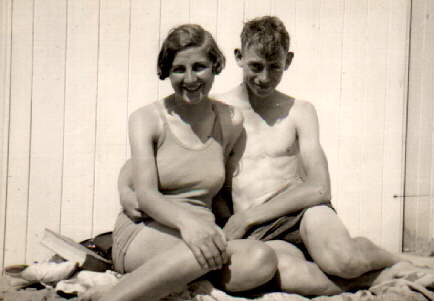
[211,85,246,107]
[288,98,318,120]
[210,98,244,129]
[289,98,320,135]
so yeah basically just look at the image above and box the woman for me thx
[86,25,278,301]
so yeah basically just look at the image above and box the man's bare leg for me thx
[264,205,433,297]
[265,240,345,296]
[300,205,407,279]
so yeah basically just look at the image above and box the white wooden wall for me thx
[404,0,433,254]
[0,0,417,269]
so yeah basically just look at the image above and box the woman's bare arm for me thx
[118,159,143,221]
[128,104,228,270]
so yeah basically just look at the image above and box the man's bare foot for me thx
[398,253,434,269]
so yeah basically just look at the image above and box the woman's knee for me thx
[219,240,278,292]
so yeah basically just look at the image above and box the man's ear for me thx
[285,51,294,69]
[234,49,243,66]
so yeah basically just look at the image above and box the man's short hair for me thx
[241,16,290,59]
[157,24,225,80]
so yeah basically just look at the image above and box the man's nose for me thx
[257,69,270,84]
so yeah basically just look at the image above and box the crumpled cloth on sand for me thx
[166,279,433,301]
[4,261,433,301]
[55,272,433,301]
[55,270,121,295]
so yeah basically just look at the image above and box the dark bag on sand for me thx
[80,231,113,262]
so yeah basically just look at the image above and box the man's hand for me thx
[179,217,228,271]
[223,211,251,240]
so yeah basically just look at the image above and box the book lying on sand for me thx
[41,228,112,272]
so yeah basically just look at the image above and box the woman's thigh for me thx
[124,220,184,272]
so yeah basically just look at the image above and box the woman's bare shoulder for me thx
[128,100,164,137]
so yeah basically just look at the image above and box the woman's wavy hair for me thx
[157,24,225,80]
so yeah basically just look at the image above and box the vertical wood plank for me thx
[309,0,344,209]
[213,0,244,93]
[358,0,389,245]
[60,0,99,242]
[404,0,433,253]
[190,0,218,37]
[26,0,67,262]
[271,0,296,97]
[244,0,272,21]
[381,0,410,251]
[3,0,33,267]
[404,0,424,253]
[413,0,433,252]
[0,0,12,271]
[93,0,130,236]
[128,0,160,114]
[288,0,321,101]
[336,0,368,236]
[158,0,190,99]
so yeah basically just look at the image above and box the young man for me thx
[212,16,400,295]
[120,16,432,296]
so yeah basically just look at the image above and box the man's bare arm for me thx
[224,101,330,239]
[247,101,330,223]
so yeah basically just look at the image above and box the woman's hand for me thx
[119,186,143,222]
[122,193,143,222]
[179,217,228,271]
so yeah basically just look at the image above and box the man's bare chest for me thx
[242,110,298,158]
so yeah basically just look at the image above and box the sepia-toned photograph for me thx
[0,0,432,300]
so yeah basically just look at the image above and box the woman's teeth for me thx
[184,86,200,92]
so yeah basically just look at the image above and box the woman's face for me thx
[169,46,215,105]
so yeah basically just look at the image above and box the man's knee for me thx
[312,239,369,279]
[300,205,366,279]
[300,205,337,232]
[266,240,306,260]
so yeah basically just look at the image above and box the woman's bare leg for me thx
[91,221,277,301]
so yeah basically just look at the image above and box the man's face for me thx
[236,45,291,98]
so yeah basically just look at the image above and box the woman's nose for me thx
[184,70,197,84]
